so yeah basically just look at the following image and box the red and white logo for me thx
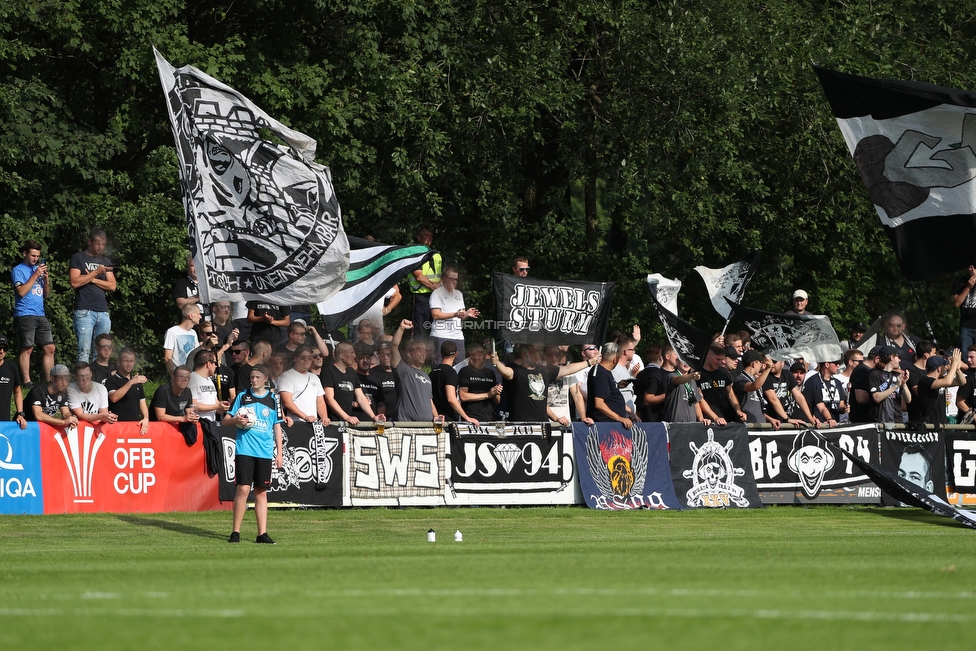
[52,425,105,503]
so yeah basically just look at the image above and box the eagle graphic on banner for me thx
[585,428,647,499]
[155,49,349,305]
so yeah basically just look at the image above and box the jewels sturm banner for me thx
[492,272,615,346]
[668,423,763,509]
[445,423,579,506]
[573,422,680,510]
[749,425,882,504]
[218,422,343,506]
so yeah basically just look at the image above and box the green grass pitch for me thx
[0,506,972,650]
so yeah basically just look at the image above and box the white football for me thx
[237,406,256,430]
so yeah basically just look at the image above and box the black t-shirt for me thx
[90,361,116,386]
[952,274,976,328]
[429,363,460,419]
[355,371,383,420]
[586,365,627,421]
[247,302,290,345]
[458,365,497,422]
[636,366,668,422]
[105,373,145,421]
[69,251,112,311]
[508,364,559,422]
[905,363,926,421]
[915,375,947,424]
[235,363,255,394]
[370,367,398,419]
[172,276,210,319]
[802,374,847,421]
[734,371,765,423]
[763,371,798,419]
[25,385,68,420]
[848,363,874,423]
[149,384,192,420]
[213,364,236,402]
[0,359,19,420]
[958,370,976,414]
[698,367,737,420]
[324,365,360,420]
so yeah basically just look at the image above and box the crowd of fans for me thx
[4,227,975,431]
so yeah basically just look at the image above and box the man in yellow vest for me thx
[408,225,442,337]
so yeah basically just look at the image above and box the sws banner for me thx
[39,422,224,513]
[668,423,763,508]
[445,423,579,506]
[219,422,342,506]
[943,432,976,507]
[493,272,614,346]
[879,429,946,506]
[573,422,680,510]
[749,425,882,504]
[349,425,446,506]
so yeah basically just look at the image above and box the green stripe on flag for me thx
[345,246,430,283]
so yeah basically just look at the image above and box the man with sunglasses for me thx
[512,256,530,277]
[573,343,603,403]
[277,346,329,423]
[429,265,479,366]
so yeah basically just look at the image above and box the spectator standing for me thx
[429,265,479,365]
[323,342,375,424]
[545,346,586,426]
[881,314,918,370]
[12,240,55,386]
[353,342,384,419]
[734,351,776,425]
[408,226,442,337]
[574,343,602,403]
[90,334,117,385]
[917,351,965,425]
[849,346,882,423]
[68,362,117,425]
[763,359,819,426]
[390,320,437,421]
[246,301,291,346]
[0,335,27,428]
[277,347,329,423]
[163,304,202,374]
[785,289,810,315]
[802,360,849,427]
[274,322,309,367]
[211,301,237,346]
[610,335,639,418]
[869,347,911,423]
[25,364,77,428]
[492,343,591,423]
[842,322,868,352]
[189,350,229,422]
[235,341,271,395]
[105,347,149,434]
[430,341,479,426]
[69,229,116,363]
[372,341,399,419]
[150,366,199,424]
[459,343,502,423]
[585,342,631,427]
[352,285,400,341]
[229,341,250,374]
[172,255,210,319]
[955,346,976,421]
[660,349,703,423]
[697,344,746,425]
[951,264,976,351]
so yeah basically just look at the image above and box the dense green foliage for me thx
[3,0,976,376]
[0,507,972,649]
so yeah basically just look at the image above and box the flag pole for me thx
[908,281,938,344]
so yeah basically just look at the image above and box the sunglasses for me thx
[583,346,598,352]
[516,267,530,272]
[231,349,247,355]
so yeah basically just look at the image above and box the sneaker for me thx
[255,533,276,545]
[228,531,240,543]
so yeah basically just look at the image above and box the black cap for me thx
[853,322,868,333]
[0,335,8,348]
[724,345,741,359]
[741,350,764,366]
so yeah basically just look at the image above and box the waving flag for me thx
[694,252,761,319]
[316,237,432,332]
[726,300,843,363]
[816,67,976,280]
[645,274,681,315]
[155,49,349,305]
[648,281,712,370]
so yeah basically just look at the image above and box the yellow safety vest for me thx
[409,251,442,294]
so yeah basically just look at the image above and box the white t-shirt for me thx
[352,286,396,335]
[429,286,465,340]
[188,371,219,421]
[612,364,636,415]
[277,368,325,420]
[163,325,199,368]
[68,382,109,415]
[547,374,578,421]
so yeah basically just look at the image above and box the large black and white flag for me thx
[492,273,614,345]
[694,252,761,319]
[726,300,843,363]
[645,274,681,315]
[853,318,882,352]
[316,237,432,332]
[648,281,712,370]
[816,67,976,280]
[155,49,349,305]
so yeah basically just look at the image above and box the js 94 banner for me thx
[493,273,614,345]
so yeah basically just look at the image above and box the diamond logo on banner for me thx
[493,442,521,474]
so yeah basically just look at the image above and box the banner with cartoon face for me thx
[573,422,679,510]
[880,430,946,506]
[218,422,342,506]
[748,425,882,504]
[667,423,762,508]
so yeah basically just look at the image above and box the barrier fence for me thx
[1,420,974,514]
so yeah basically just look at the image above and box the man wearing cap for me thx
[734,351,777,425]
[869,347,911,423]
[25,364,77,428]
[786,290,810,316]
[905,341,938,421]
[849,345,882,423]
[697,344,747,425]
[0,335,27,429]
[12,240,56,387]
[916,349,966,424]
[842,322,868,352]
[723,345,741,374]
[430,340,480,426]
[802,360,849,427]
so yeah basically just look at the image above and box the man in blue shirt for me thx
[12,240,55,387]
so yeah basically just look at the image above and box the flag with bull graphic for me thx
[155,49,349,305]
